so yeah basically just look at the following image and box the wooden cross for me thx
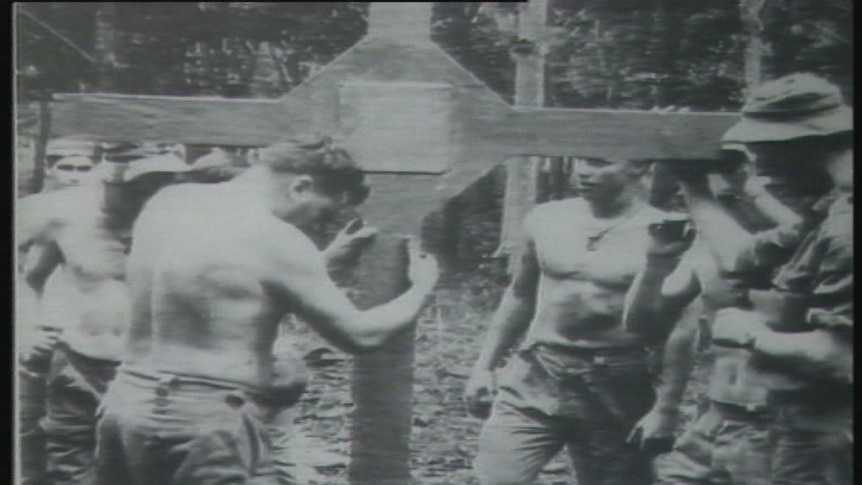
[42,3,740,484]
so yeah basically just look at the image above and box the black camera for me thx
[648,219,693,242]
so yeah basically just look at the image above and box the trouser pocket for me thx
[586,357,655,424]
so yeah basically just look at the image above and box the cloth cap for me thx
[47,138,97,158]
[53,155,95,167]
[102,142,164,162]
[99,153,191,183]
[723,73,852,143]
[190,148,233,170]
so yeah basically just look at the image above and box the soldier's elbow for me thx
[342,327,389,355]
[348,335,380,354]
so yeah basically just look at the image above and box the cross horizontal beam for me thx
[51,93,740,162]
[50,93,293,147]
[502,107,739,161]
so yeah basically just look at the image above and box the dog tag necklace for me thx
[585,206,643,251]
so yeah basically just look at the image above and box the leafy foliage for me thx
[543,0,744,110]
[431,2,518,104]
[14,1,853,199]
[16,3,370,99]
[760,0,853,101]
[15,1,852,106]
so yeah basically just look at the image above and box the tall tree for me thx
[94,3,119,91]
[739,0,766,94]
[432,2,517,103]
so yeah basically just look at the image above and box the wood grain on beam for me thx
[505,108,739,160]
[50,93,293,147]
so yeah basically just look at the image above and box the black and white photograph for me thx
[14,2,852,484]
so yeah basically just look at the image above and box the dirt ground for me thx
[284,271,710,485]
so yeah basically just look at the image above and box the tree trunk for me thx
[30,97,51,195]
[512,0,548,107]
[94,2,119,92]
[740,0,767,95]
[505,0,548,271]
[649,0,675,108]
[348,235,415,485]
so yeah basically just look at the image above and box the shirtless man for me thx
[16,143,192,485]
[679,74,853,485]
[465,156,688,485]
[93,137,439,484]
[17,137,100,485]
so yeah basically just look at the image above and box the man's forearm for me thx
[354,282,434,350]
[652,301,700,414]
[751,328,853,385]
[323,247,351,278]
[749,191,802,228]
[684,191,752,273]
[473,289,534,372]
[625,255,687,342]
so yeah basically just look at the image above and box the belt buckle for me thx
[155,374,176,397]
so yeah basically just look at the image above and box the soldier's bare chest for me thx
[53,217,132,281]
[535,218,647,285]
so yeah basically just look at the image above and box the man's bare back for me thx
[124,164,438,392]
[124,183,308,388]
[18,186,133,361]
[522,198,671,349]
[94,138,438,485]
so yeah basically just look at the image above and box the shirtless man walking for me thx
[465,156,687,485]
[93,137,439,484]
[17,136,99,485]
[16,143,192,485]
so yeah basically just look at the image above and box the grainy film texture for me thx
[15,2,852,485]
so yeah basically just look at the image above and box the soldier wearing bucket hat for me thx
[673,73,853,485]
[723,73,852,143]
[16,141,191,485]
[650,135,832,485]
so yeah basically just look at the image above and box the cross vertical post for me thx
[347,5,433,484]
[347,235,414,485]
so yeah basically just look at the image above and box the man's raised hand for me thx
[406,237,439,293]
[324,218,378,270]
[646,218,696,258]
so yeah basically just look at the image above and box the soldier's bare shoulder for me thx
[17,186,99,233]
[144,182,209,211]
[258,218,320,263]
[19,185,96,214]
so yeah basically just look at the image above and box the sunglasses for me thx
[55,164,94,172]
